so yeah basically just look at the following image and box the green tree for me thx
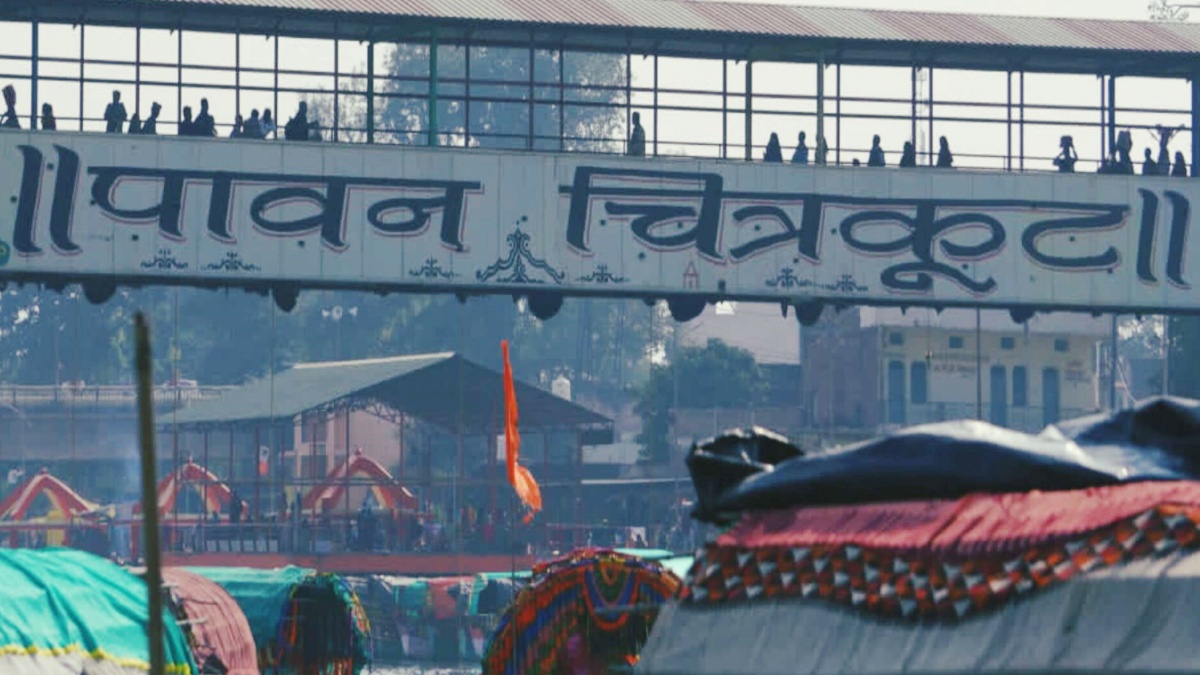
[1169,316,1200,397]
[635,338,769,463]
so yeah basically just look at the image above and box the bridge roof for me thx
[8,0,1200,77]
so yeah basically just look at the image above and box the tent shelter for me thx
[639,399,1200,674]
[0,548,196,675]
[162,568,258,675]
[304,448,418,513]
[189,565,371,674]
[143,460,243,518]
[0,468,96,520]
[484,549,680,675]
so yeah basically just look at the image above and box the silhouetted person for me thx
[899,141,916,168]
[179,106,194,136]
[1053,135,1076,173]
[1152,124,1182,175]
[937,136,953,168]
[261,109,276,138]
[1173,151,1188,177]
[852,158,861,167]
[763,132,783,162]
[230,114,243,138]
[194,98,215,137]
[230,490,243,525]
[792,131,808,164]
[1143,148,1159,176]
[815,136,828,165]
[1097,151,1117,175]
[867,135,885,167]
[141,102,161,135]
[627,111,646,157]
[284,102,309,141]
[1115,129,1134,174]
[127,113,141,135]
[40,103,56,131]
[243,109,263,139]
[1,84,18,129]
[104,91,127,133]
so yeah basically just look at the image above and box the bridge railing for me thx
[0,384,233,408]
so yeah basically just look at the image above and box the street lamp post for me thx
[320,305,358,359]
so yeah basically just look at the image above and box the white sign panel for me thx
[0,131,1196,314]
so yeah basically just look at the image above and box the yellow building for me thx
[803,308,1108,433]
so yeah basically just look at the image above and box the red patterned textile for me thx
[718,481,1200,558]
[683,482,1200,621]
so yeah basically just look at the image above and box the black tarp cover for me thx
[688,397,1200,522]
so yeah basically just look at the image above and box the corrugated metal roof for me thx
[719,480,1200,558]
[16,0,1200,57]
[170,353,454,425]
[168,352,611,431]
[107,0,1200,55]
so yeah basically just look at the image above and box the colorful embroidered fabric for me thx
[274,572,372,675]
[681,504,1200,620]
[482,548,680,675]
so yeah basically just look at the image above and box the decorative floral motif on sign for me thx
[409,258,457,280]
[766,268,867,293]
[475,217,565,285]
[140,249,188,271]
[203,252,261,272]
[577,264,627,284]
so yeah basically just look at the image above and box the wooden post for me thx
[133,313,166,675]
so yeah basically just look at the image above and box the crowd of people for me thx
[2,86,324,141]
[2,83,1194,177]
[624,108,1193,177]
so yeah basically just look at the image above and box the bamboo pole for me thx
[135,312,166,675]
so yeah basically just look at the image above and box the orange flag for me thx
[502,340,542,523]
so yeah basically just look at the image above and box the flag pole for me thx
[135,312,166,675]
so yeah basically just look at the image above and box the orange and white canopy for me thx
[303,448,418,512]
[0,469,97,521]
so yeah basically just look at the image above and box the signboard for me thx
[1,131,1196,315]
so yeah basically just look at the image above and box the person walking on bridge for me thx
[867,135,885,167]
[103,91,127,133]
[764,133,783,162]
[628,111,646,157]
[792,131,809,164]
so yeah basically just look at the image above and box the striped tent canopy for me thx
[161,568,258,675]
[482,548,680,675]
[303,448,418,512]
[137,460,244,518]
[0,469,97,521]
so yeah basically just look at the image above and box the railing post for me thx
[428,29,439,147]
[366,41,375,143]
[816,52,825,165]
[744,59,753,161]
[1192,71,1200,176]
[30,16,38,130]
